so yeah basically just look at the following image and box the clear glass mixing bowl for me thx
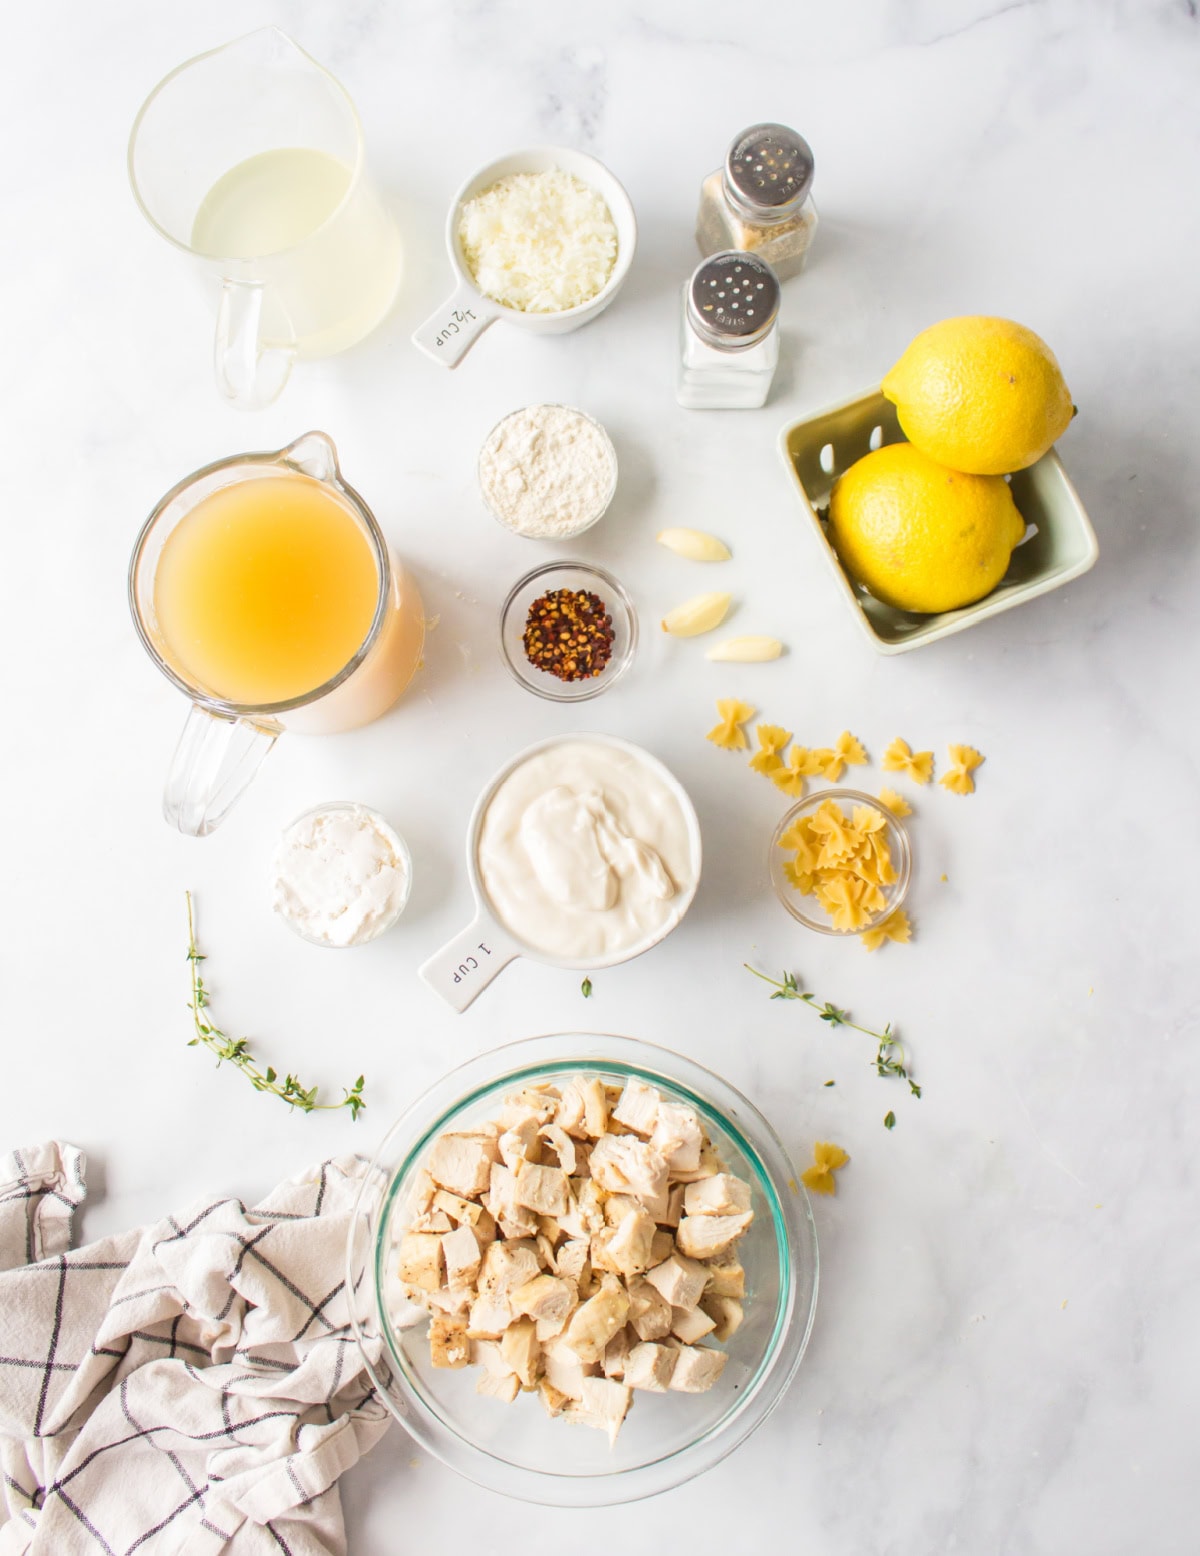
[346,1033,818,1507]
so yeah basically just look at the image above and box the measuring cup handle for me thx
[411,280,499,369]
[214,278,296,410]
[163,703,280,837]
[419,910,519,1012]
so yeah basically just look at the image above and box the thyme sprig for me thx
[185,892,366,1119]
[745,965,922,1100]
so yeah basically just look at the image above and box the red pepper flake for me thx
[523,588,614,681]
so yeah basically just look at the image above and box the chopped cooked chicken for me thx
[701,1294,744,1342]
[427,1133,500,1198]
[649,1102,703,1175]
[624,1341,677,1392]
[500,1318,540,1388]
[626,1277,673,1341]
[643,1253,707,1311]
[510,1273,577,1328]
[671,1304,717,1345]
[603,1326,631,1379]
[683,1174,752,1218]
[538,1123,578,1175]
[612,1077,661,1135]
[562,1275,630,1364]
[394,1069,756,1447]
[441,1223,481,1291]
[513,1161,571,1217]
[498,1115,541,1170]
[676,1212,753,1260]
[668,1344,727,1394]
[397,1232,442,1293]
[429,1314,470,1369]
[564,1376,632,1447]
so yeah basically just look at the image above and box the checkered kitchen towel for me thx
[0,1143,392,1554]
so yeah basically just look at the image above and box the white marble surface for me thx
[4,0,1199,1550]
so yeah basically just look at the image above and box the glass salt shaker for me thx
[677,251,781,410]
[696,123,818,280]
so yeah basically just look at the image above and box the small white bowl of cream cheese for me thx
[272,802,413,949]
[418,735,702,1011]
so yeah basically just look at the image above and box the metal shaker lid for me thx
[687,252,780,349]
[724,123,815,222]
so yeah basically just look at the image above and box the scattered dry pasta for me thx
[823,730,868,782]
[749,723,791,776]
[940,744,985,795]
[882,738,934,785]
[860,908,912,952]
[706,698,756,751]
[878,787,912,818]
[801,1141,850,1197]
[772,746,809,798]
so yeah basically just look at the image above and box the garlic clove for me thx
[656,528,732,563]
[704,635,784,662]
[661,593,732,638]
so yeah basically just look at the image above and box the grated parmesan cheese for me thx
[457,169,618,314]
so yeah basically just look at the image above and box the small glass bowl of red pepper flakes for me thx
[499,561,637,701]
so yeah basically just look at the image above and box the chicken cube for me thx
[562,1275,631,1365]
[423,1285,472,1316]
[432,1189,487,1230]
[514,1161,570,1218]
[538,1123,577,1175]
[589,1136,670,1214]
[623,1341,677,1392]
[498,1115,541,1170]
[626,1277,673,1341]
[408,1169,437,1217]
[603,1193,642,1227]
[676,1212,753,1261]
[670,1140,723,1183]
[703,1252,746,1300]
[479,1239,541,1299]
[538,1379,570,1418]
[683,1174,752,1219]
[668,1345,727,1394]
[500,1318,541,1388]
[671,1304,717,1345]
[701,1294,744,1342]
[564,1376,632,1447]
[427,1133,499,1198]
[428,1314,471,1369]
[559,1177,605,1240]
[537,1214,565,1248]
[554,1238,591,1283]
[643,1253,708,1312]
[542,1338,591,1400]
[606,1208,657,1278]
[612,1077,662,1135]
[410,1209,453,1234]
[397,1232,442,1294]
[476,1370,520,1404]
[466,1291,512,1339]
[603,1325,631,1379]
[660,1183,686,1229]
[650,1230,675,1265]
[440,1223,481,1291]
[510,1274,577,1329]
[485,1164,538,1236]
[649,1102,703,1175]
[589,1228,622,1277]
[556,1077,609,1140]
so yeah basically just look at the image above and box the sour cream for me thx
[476,740,699,961]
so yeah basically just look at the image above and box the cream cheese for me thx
[272,803,410,948]
[476,741,697,961]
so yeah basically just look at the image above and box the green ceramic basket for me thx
[777,387,1099,654]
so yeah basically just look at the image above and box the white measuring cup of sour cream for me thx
[412,148,638,369]
[419,735,702,1011]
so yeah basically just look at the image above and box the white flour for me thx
[478,404,617,538]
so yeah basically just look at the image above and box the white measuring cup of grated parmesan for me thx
[418,735,702,1012]
[412,147,637,369]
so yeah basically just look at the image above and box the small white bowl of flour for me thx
[477,403,618,540]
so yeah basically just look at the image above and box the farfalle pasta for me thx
[705,698,756,751]
[801,1141,849,1197]
[882,738,934,785]
[822,731,868,782]
[860,908,912,952]
[749,723,790,776]
[776,798,902,936]
[878,787,912,818]
[940,744,985,795]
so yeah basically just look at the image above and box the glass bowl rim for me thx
[498,559,637,702]
[346,1032,819,1507]
[769,787,911,935]
[478,403,618,539]
[272,799,413,948]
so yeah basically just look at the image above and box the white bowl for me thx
[412,147,638,369]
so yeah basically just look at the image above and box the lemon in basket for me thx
[828,442,1025,614]
[882,316,1073,474]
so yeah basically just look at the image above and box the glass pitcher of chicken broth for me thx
[129,433,425,836]
[128,28,402,408]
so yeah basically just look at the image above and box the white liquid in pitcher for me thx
[191,147,351,258]
[190,147,402,358]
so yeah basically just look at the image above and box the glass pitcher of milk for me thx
[128,28,402,409]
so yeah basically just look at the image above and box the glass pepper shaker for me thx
[677,251,781,410]
[696,123,818,280]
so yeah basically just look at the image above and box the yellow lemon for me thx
[882,316,1073,474]
[828,442,1025,614]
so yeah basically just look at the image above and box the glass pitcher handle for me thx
[163,703,280,836]
[214,278,295,410]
